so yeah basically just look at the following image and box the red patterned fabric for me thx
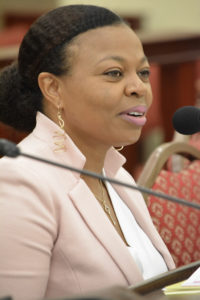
[147,160,200,267]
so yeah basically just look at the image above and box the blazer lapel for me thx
[69,179,143,285]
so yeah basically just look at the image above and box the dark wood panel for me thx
[4,12,39,27]
[160,62,197,141]
[0,122,27,142]
[141,32,200,58]
[141,32,200,141]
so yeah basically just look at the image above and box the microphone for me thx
[172,106,200,135]
[0,138,200,210]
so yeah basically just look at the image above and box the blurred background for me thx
[0,0,200,178]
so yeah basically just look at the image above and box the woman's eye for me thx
[138,69,150,81]
[104,70,122,78]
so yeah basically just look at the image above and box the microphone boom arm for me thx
[20,151,200,211]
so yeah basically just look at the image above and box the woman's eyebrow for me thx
[96,55,125,65]
[96,55,149,65]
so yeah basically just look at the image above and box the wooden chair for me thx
[167,130,200,172]
[137,141,200,267]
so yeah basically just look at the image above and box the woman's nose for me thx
[125,75,147,98]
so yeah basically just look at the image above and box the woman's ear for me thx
[38,72,62,108]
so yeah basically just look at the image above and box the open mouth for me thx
[126,112,145,117]
[120,106,147,126]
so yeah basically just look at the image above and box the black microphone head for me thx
[172,106,200,135]
[0,139,20,157]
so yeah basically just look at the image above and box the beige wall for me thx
[58,0,200,34]
[1,0,200,34]
[1,0,56,14]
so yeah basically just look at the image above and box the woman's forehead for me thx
[67,25,144,65]
[74,24,139,46]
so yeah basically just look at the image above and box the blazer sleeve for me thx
[0,159,58,300]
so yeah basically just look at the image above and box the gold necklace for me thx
[98,179,117,226]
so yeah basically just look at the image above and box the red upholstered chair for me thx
[137,141,200,267]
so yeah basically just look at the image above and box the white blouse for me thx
[105,178,168,280]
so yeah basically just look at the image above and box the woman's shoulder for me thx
[0,135,79,204]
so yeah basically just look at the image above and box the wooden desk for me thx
[131,261,200,300]
[142,289,200,300]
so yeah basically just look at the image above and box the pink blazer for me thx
[0,113,175,300]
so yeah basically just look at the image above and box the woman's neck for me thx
[83,146,107,174]
[66,131,109,174]
[79,145,107,192]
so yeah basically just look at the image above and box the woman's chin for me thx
[114,138,141,148]
[121,133,142,147]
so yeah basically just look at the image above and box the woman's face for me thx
[59,24,152,149]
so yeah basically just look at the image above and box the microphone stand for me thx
[0,138,200,210]
[18,150,200,211]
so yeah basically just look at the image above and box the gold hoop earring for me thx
[115,146,124,151]
[53,105,67,152]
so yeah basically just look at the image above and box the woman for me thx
[0,4,175,300]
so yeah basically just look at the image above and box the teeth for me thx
[127,112,144,116]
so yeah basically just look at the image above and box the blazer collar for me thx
[33,112,126,179]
